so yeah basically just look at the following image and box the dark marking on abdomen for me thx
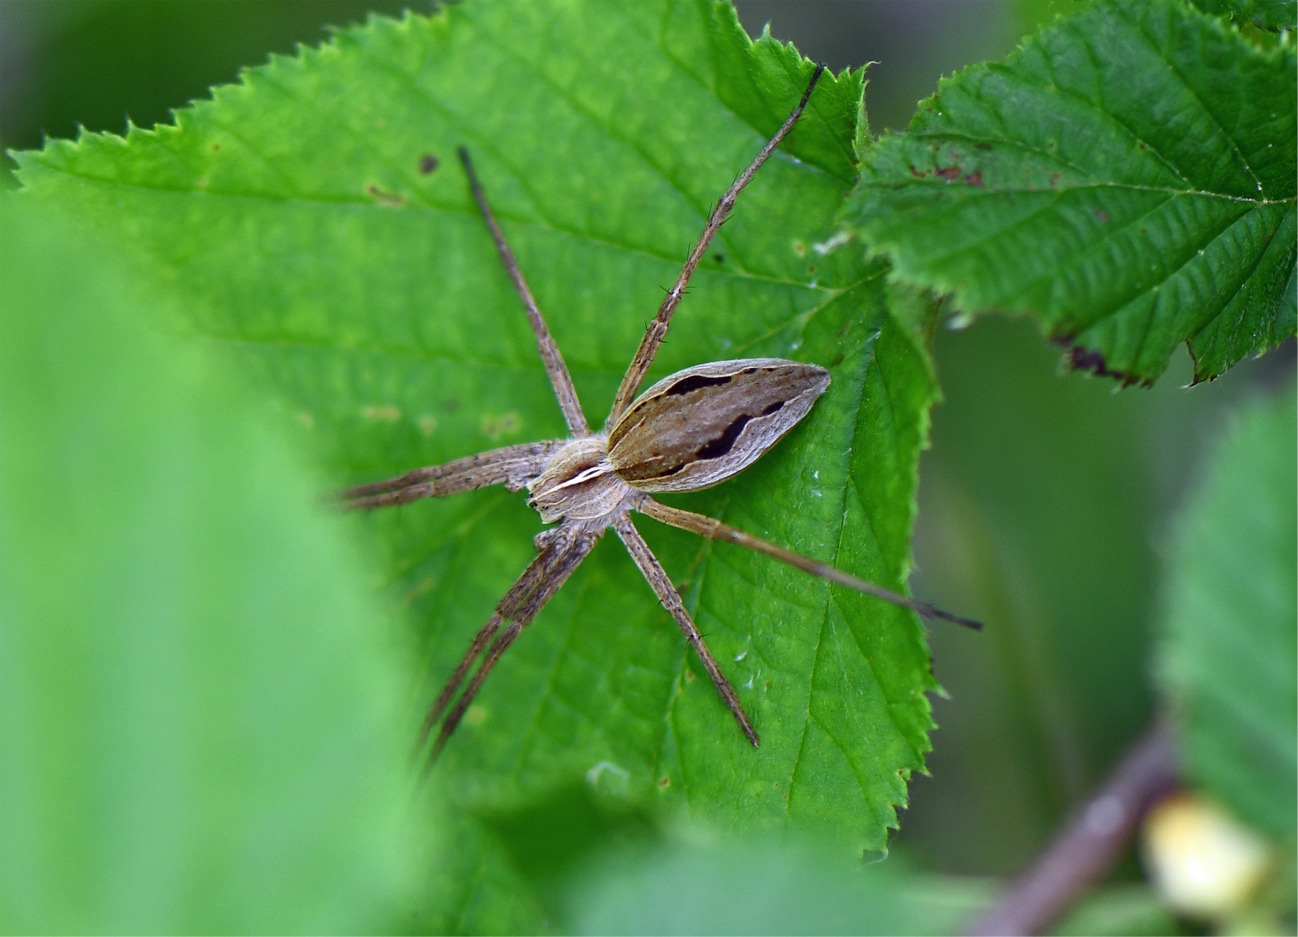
[696,414,752,460]
[664,372,734,397]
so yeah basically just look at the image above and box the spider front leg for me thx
[458,147,589,437]
[612,515,760,746]
[606,64,825,425]
[423,520,601,758]
[335,441,564,509]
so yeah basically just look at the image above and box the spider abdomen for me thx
[606,358,830,494]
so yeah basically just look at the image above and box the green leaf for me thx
[0,199,418,931]
[844,0,1297,385]
[1050,885,1181,936]
[11,0,953,925]
[567,834,984,936]
[1156,392,1297,838]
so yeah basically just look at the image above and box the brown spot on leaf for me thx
[482,411,521,439]
[362,404,401,422]
[365,182,406,207]
[1064,343,1107,373]
[419,153,439,174]
[1056,337,1153,387]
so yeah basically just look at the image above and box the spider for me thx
[337,65,980,758]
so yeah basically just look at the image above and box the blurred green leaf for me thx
[845,0,1297,385]
[1156,391,1297,838]
[1049,885,1181,936]
[0,199,418,931]
[568,833,986,936]
[12,1,960,928]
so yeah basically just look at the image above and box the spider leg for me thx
[636,496,983,631]
[420,532,561,734]
[458,148,590,437]
[612,515,759,747]
[424,521,602,758]
[335,441,564,509]
[606,65,825,425]
[430,621,522,760]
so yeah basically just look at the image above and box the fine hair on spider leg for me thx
[336,63,981,760]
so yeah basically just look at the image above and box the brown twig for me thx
[965,720,1181,936]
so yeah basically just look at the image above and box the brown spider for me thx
[337,65,980,758]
